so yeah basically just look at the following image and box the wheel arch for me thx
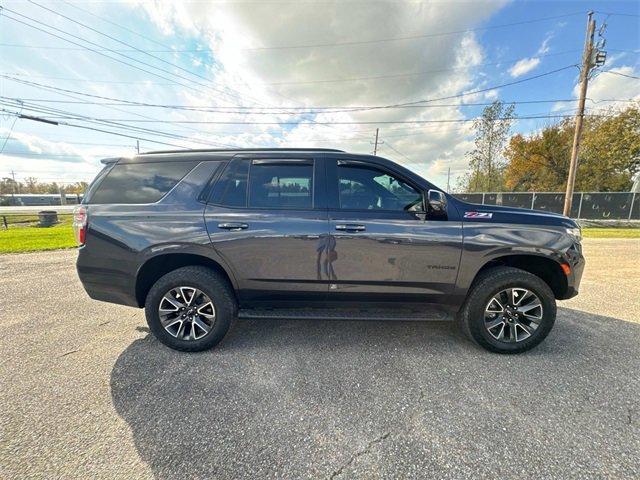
[472,254,568,299]
[135,253,237,307]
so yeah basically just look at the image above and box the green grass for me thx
[581,228,640,239]
[0,217,76,253]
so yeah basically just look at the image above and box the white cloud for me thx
[508,28,558,78]
[1,0,514,187]
[124,0,509,185]
[509,57,541,78]
[579,66,640,108]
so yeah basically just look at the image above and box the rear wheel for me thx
[144,266,235,352]
[459,267,556,353]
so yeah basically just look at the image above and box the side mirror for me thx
[427,189,446,213]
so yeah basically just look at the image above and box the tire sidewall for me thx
[466,270,557,353]
[145,268,234,351]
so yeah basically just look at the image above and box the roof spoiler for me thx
[100,157,121,165]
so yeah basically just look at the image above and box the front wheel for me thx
[144,266,236,352]
[459,267,557,354]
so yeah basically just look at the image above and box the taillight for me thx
[73,206,88,246]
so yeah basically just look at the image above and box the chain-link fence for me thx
[453,192,639,220]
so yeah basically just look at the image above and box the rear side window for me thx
[248,163,313,208]
[209,159,250,207]
[88,161,198,204]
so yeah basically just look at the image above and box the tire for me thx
[144,266,236,352]
[459,266,556,354]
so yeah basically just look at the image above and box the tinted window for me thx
[82,163,114,204]
[89,161,198,204]
[209,159,250,207]
[338,165,422,211]
[249,163,313,208]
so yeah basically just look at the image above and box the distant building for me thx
[0,193,83,206]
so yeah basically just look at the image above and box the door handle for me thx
[218,222,248,231]
[335,224,366,232]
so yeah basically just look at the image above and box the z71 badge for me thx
[464,211,493,219]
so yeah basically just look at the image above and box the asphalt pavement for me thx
[0,238,639,479]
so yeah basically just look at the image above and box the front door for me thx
[326,158,463,304]
[204,156,329,304]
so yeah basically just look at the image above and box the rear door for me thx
[326,158,463,304]
[204,155,329,304]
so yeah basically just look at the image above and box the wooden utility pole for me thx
[563,11,596,216]
[373,128,379,155]
[136,140,140,154]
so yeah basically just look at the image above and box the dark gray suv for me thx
[75,148,584,353]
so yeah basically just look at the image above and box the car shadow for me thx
[110,308,640,479]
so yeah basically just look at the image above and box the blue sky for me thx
[0,0,638,188]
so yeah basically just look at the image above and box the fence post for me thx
[577,192,584,219]
[629,192,636,221]
[2,216,7,230]
[531,192,536,210]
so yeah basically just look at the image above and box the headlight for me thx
[566,227,582,242]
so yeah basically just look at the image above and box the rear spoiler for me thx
[100,157,121,165]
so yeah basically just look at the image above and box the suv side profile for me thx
[75,148,584,354]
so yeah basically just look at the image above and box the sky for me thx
[0,0,639,190]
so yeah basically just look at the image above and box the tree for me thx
[503,105,640,192]
[503,120,573,191]
[459,100,516,192]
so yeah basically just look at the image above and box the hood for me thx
[452,199,579,228]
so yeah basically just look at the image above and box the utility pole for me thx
[446,167,451,193]
[10,170,17,205]
[563,11,596,216]
[373,128,379,155]
[136,140,140,154]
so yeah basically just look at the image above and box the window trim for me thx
[334,161,426,214]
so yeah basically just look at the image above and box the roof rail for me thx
[142,147,345,155]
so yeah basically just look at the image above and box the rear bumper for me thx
[77,253,139,308]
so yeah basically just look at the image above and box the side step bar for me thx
[237,307,453,322]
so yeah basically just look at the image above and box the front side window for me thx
[88,161,198,204]
[248,163,313,208]
[338,165,423,211]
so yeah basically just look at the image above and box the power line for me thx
[57,0,173,50]
[601,70,640,80]
[5,2,366,143]
[0,8,248,107]
[242,12,584,50]
[3,138,137,147]
[1,106,221,150]
[1,65,579,114]
[0,78,242,149]
[24,0,257,106]
[26,114,608,125]
[0,48,583,87]
[0,100,231,146]
[1,92,589,112]
[593,11,640,17]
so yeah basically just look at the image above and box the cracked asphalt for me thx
[1,238,639,479]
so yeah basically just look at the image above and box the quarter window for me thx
[88,161,198,204]
[338,165,422,211]
[248,163,313,208]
